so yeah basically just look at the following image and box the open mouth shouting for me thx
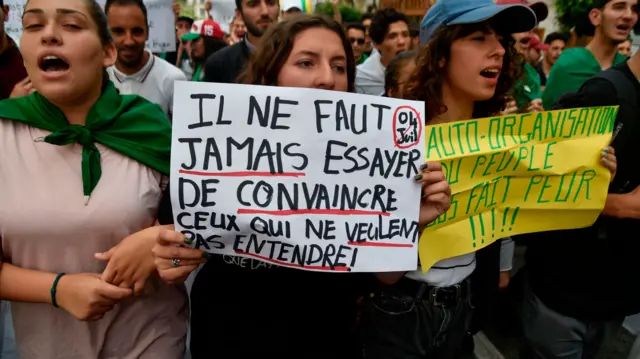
[38,53,70,79]
[480,67,501,78]
[616,23,632,34]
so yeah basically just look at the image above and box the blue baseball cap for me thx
[420,0,538,46]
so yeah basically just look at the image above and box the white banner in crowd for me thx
[208,0,236,34]
[171,81,426,273]
[6,0,176,53]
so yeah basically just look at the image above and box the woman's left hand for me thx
[601,146,617,183]
[95,226,169,295]
[415,161,451,228]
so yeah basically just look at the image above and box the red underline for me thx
[234,251,350,271]
[348,242,414,248]
[179,169,306,177]
[237,209,391,216]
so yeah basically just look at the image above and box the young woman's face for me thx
[387,60,416,98]
[445,26,505,103]
[277,27,348,91]
[190,36,205,61]
[20,0,115,104]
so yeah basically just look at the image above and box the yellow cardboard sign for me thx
[420,106,618,272]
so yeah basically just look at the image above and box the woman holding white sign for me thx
[0,0,188,358]
[152,14,451,358]
[359,0,539,358]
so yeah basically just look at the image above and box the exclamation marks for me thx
[510,207,520,229]
[470,217,476,248]
[470,207,521,249]
[478,212,485,244]
[501,207,520,231]
[490,208,496,239]
[502,208,509,232]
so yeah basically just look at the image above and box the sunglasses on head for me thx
[350,37,365,45]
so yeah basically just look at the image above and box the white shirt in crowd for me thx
[355,50,386,96]
[107,49,186,118]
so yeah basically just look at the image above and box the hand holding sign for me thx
[152,227,208,284]
[600,146,616,182]
[416,161,451,228]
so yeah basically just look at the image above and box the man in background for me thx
[346,22,368,65]
[355,8,410,95]
[618,37,633,56]
[536,31,568,89]
[0,0,29,100]
[105,0,186,118]
[204,0,279,83]
[281,3,301,20]
[542,0,637,108]
[161,2,195,78]
[497,0,548,113]
[361,12,374,56]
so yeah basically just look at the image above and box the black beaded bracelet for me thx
[51,272,66,308]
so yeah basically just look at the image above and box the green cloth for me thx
[357,53,369,66]
[192,63,203,82]
[542,48,628,109]
[0,81,171,203]
[512,62,542,110]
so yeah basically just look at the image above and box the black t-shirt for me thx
[535,62,547,87]
[525,62,640,321]
[158,186,366,358]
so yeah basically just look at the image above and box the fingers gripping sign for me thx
[152,226,208,285]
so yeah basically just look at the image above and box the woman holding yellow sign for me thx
[359,0,538,357]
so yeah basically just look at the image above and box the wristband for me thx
[51,272,66,308]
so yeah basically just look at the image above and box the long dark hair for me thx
[238,14,356,92]
[385,50,418,96]
[405,22,522,122]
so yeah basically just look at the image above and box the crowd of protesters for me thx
[0,0,638,358]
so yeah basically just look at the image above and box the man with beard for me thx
[542,0,637,109]
[203,0,279,83]
[105,0,186,118]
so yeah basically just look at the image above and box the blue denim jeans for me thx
[360,277,474,359]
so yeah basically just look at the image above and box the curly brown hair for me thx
[404,22,523,122]
[237,15,356,92]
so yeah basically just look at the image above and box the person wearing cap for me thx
[105,0,187,118]
[542,0,637,109]
[161,4,195,79]
[535,32,568,89]
[358,0,537,357]
[203,0,279,84]
[495,0,547,114]
[281,3,302,20]
[181,19,226,82]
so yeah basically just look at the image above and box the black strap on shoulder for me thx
[594,68,637,108]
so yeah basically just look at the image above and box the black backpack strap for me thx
[591,68,638,145]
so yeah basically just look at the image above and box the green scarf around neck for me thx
[0,81,171,204]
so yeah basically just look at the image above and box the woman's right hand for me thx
[56,273,133,321]
[152,229,208,284]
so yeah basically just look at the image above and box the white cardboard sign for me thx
[171,81,425,273]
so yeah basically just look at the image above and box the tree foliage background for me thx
[315,2,363,22]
